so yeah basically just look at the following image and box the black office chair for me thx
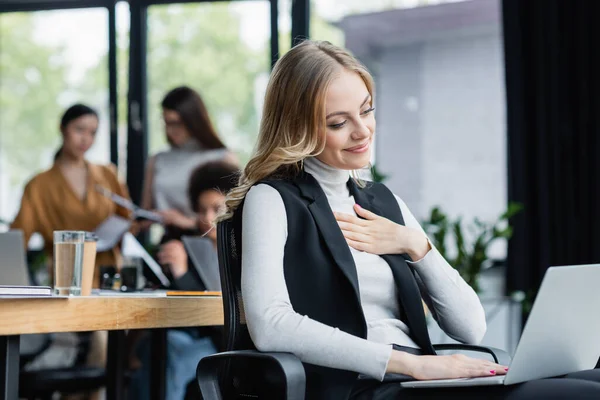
[197,219,511,400]
[16,250,106,400]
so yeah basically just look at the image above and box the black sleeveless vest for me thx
[236,171,435,400]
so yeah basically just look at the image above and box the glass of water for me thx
[53,231,85,296]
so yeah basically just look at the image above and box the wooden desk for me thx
[0,295,224,400]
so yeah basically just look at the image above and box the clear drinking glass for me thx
[53,231,85,296]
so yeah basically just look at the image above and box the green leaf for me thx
[500,202,524,220]
[473,217,486,230]
[493,225,513,239]
[422,201,521,294]
[429,207,447,225]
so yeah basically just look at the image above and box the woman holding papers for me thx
[218,41,600,399]
[11,103,132,286]
[140,86,237,241]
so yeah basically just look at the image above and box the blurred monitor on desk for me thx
[0,230,30,286]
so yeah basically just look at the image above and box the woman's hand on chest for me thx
[334,204,431,260]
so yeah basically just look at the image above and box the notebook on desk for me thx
[0,285,52,296]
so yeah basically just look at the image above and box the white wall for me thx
[373,30,507,258]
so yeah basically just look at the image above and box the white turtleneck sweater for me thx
[241,157,486,380]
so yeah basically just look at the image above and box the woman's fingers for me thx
[464,367,498,377]
[486,362,509,375]
[336,220,362,232]
[353,204,379,220]
[334,212,369,227]
[409,354,509,381]
[472,359,508,373]
[340,229,370,243]
[345,238,372,253]
[461,359,508,377]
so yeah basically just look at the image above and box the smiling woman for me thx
[319,72,375,170]
[208,40,600,400]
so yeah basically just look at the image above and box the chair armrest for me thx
[433,344,512,365]
[197,350,305,400]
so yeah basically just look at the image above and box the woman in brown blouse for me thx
[11,103,131,287]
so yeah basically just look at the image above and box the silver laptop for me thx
[0,230,31,286]
[401,264,600,388]
[181,236,221,291]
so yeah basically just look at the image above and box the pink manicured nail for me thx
[355,204,362,208]
[505,368,509,371]
[490,370,496,375]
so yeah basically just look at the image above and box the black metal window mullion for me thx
[270,0,279,67]
[126,1,148,206]
[291,0,309,47]
[108,2,118,166]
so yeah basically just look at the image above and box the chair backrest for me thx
[216,219,255,352]
[218,218,271,398]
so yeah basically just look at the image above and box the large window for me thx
[0,8,111,225]
[146,1,271,164]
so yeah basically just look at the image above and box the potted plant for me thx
[369,164,521,293]
[421,203,523,293]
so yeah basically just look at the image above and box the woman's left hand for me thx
[334,204,431,260]
[157,240,189,279]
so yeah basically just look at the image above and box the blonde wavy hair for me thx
[219,40,375,221]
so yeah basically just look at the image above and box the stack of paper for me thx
[0,285,52,296]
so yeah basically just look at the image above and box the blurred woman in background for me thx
[141,86,237,241]
[12,103,131,284]
[11,103,131,400]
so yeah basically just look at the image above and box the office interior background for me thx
[0,0,598,353]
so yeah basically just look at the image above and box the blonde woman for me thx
[222,41,600,399]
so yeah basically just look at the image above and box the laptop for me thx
[401,264,600,388]
[120,234,220,290]
[0,230,31,286]
[181,236,221,291]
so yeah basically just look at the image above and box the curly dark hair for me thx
[188,161,239,212]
